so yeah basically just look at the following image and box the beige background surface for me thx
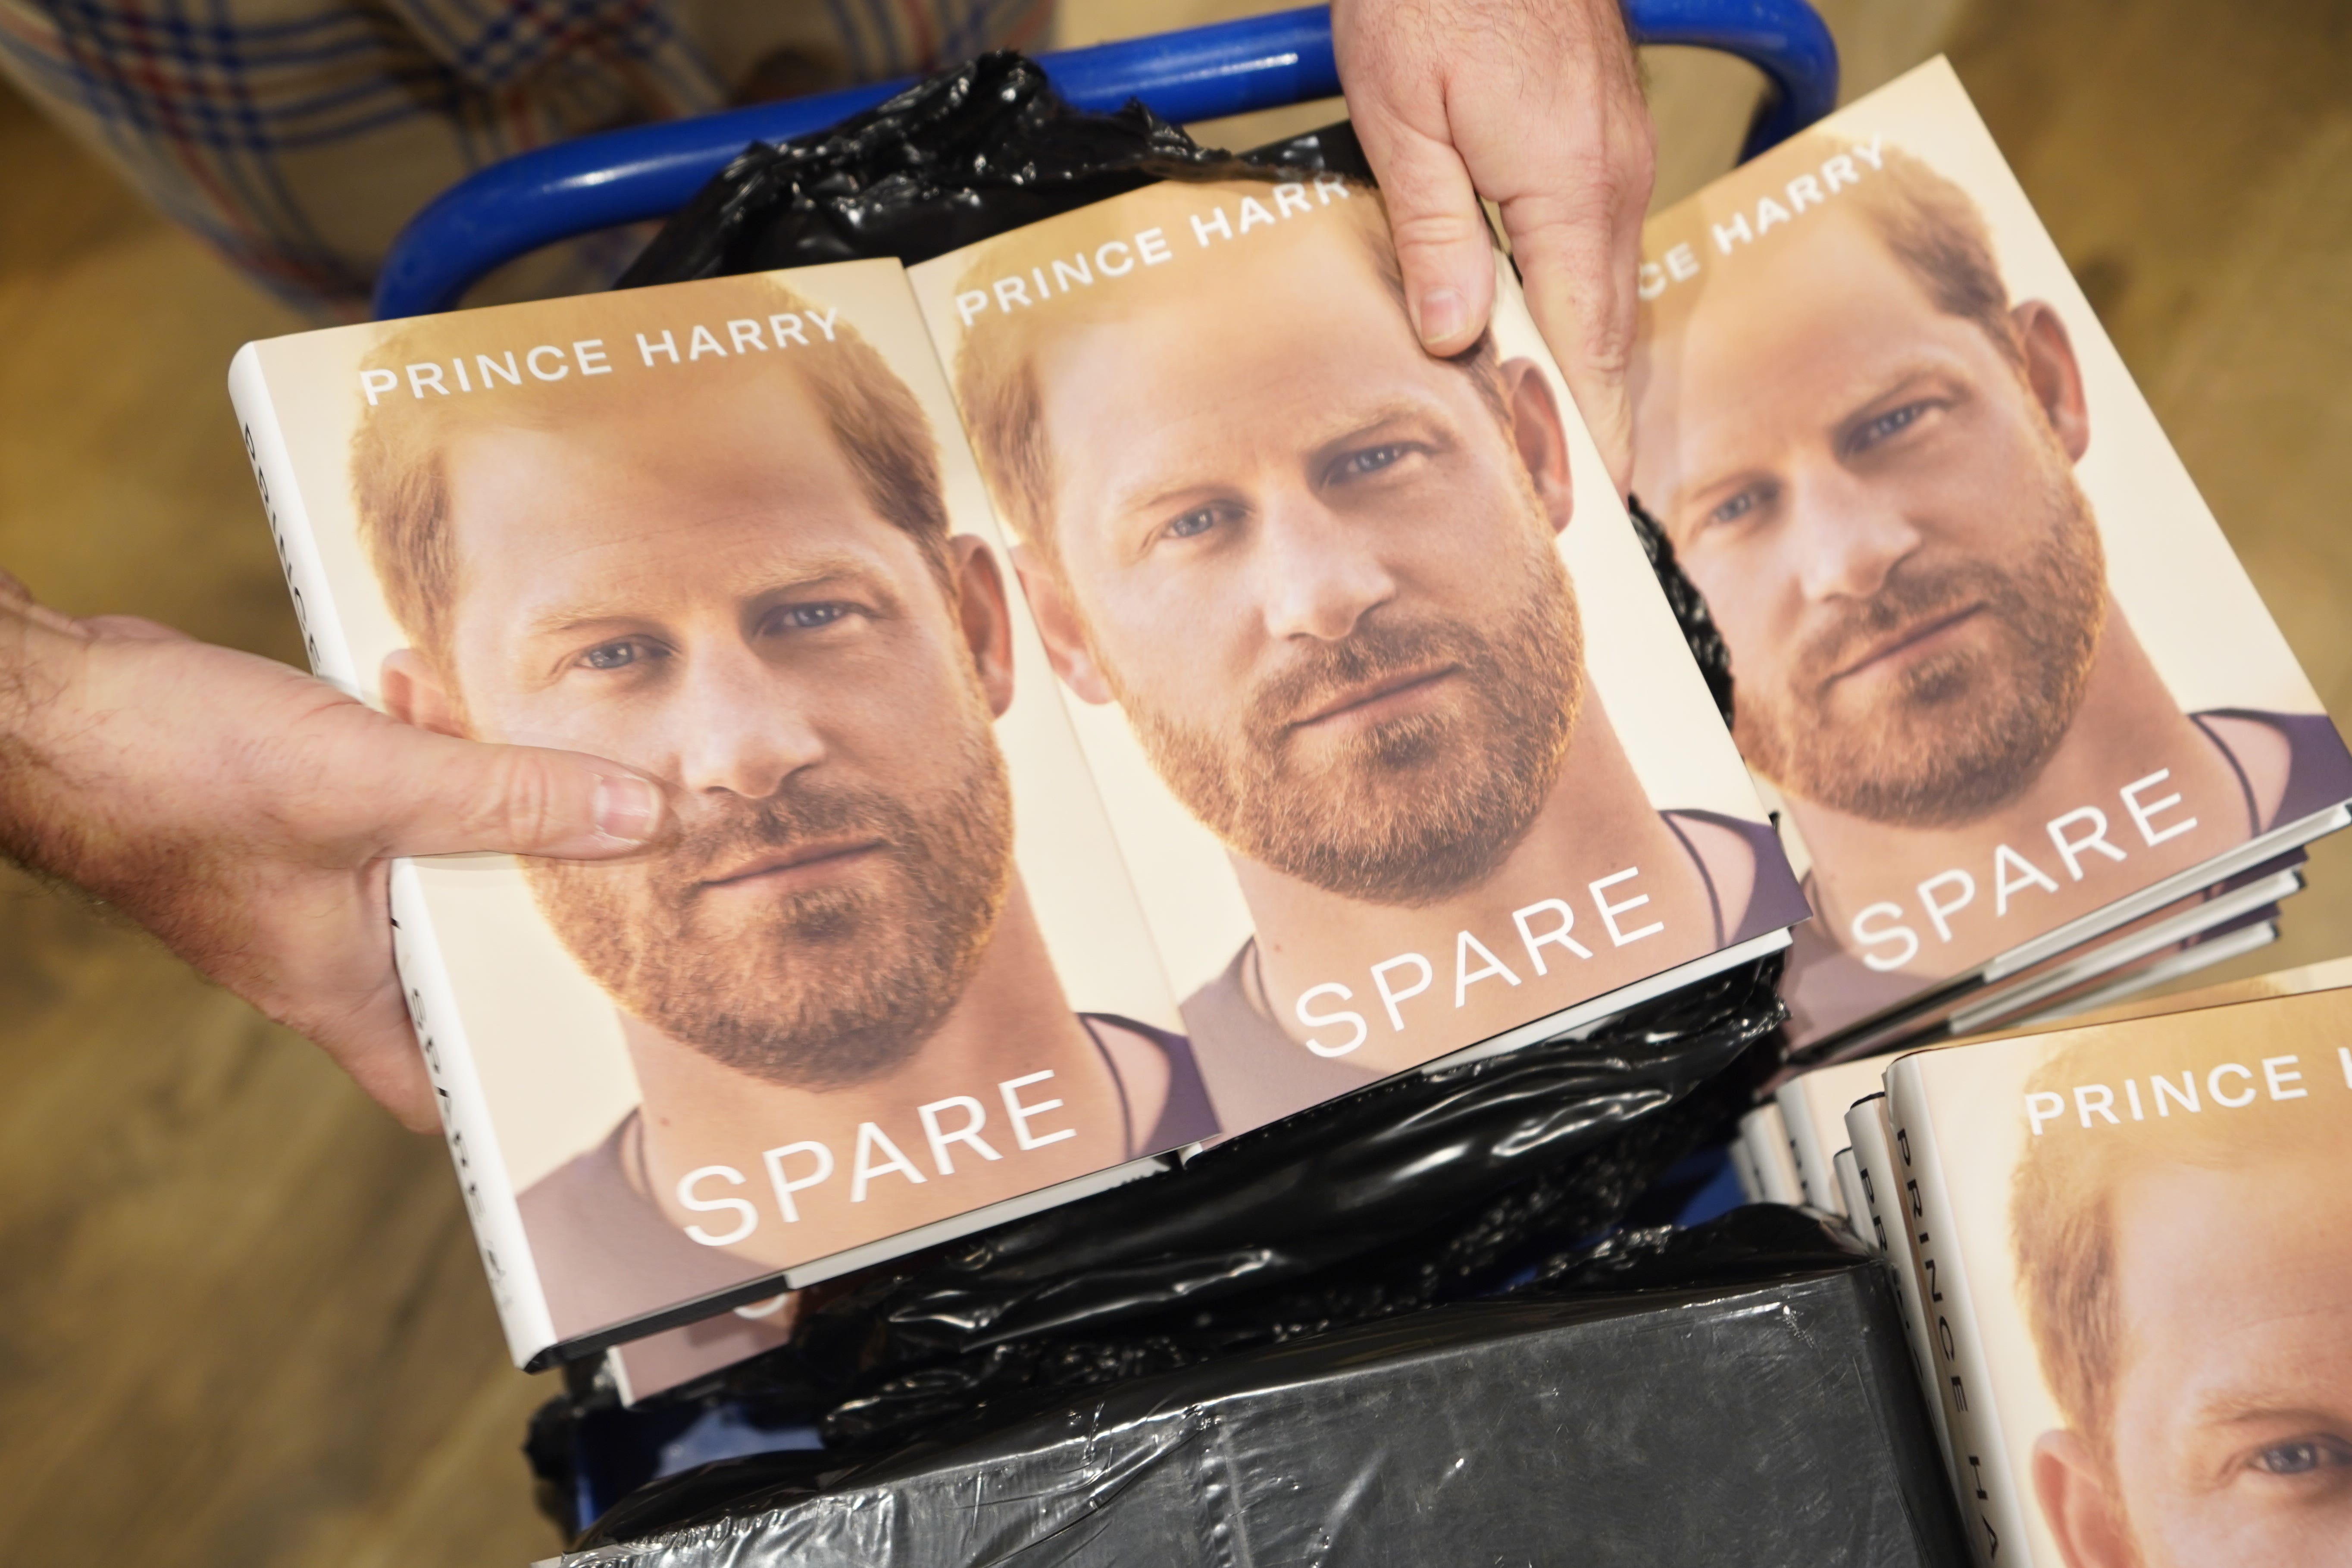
[3,0,2350,1562]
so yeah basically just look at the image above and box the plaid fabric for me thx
[0,0,1053,314]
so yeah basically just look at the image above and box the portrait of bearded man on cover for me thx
[1631,128,2352,1045]
[348,274,1216,1376]
[2013,1029,2352,1568]
[945,176,1805,1131]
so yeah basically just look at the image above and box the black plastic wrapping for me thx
[619,52,1373,289]
[572,1210,1966,1566]
[540,52,1805,1542]
[791,957,1782,1451]
[1626,495,1736,726]
[532,955,1786,1528]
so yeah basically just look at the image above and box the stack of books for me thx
[230,39,2352,1455]
[1665,63,2352,1568]
[1636,59,2351,1075]
[232,146,1811,1399]
[1808,961,2352,1567]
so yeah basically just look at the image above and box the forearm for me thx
[0,579,248,901]
[0,584,96,879]
[0,567,665,1127]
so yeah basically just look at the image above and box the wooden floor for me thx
[3,1,2349,1562]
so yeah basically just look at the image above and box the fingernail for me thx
[1417,287,1466,347]
[593,776,661,844]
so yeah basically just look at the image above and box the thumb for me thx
[1361,122,1499,357]
[367,722,667,861]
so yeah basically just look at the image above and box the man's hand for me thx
[1335,0,1655,491]
[0,572,665,1132]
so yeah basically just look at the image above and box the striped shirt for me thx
[0,0,1052,315]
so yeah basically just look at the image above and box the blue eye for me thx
[2254,1438,2352,1476]
[1709,490,1759,527]
[1167,507,1219,540]
[1339,443,1409,477]
[581,640,651,670]
[1702,479,1780,532]
[777,602,848,629]
[1858,403,1927,447]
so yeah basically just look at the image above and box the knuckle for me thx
[485,750,562,849]
[1386,203,1491,255]
[1546,141,1651,213]
[1576,327,1639,380]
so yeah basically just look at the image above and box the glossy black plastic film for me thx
[619,52,1373,288]
[571,1211,1966,1565]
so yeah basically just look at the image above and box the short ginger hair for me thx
[351,274,951,672]
[1645,135,2023,370]
[1847,141,2022,369]
[948,175,1507,570]
[2008,1020,2350,1463]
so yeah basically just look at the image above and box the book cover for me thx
[1777,949,2352,1225]
[907,171,1811,1134]
[1886,979,2352,1567]
[230,260,1219,1368]
[1632,58,2352,1053]
[1782,888,2295,1218]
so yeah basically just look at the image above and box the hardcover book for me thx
[1776,951,2352,1223]
[228,172,1808,1380]
[1632,58,2352,1056]
[1737,1100,1806,1205]
[907,172,1809,1136]
[1820,854,2298,1061]
[1844,1092,1958,1490]
[1884,977,2352,1568]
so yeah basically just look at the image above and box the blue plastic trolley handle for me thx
[371,0,1836,319]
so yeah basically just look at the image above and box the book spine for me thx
[1846,1095,1957,1490]
[1773,1078,1838,1213]
[1741,1102,1805,1205]
[1830,1147,1872,1243]
[1885,1064,2035,1568]
[228,345,358,692]
[389,862,557,1364]
[1728,1135,1764,1203]
[227,348,557,1368]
